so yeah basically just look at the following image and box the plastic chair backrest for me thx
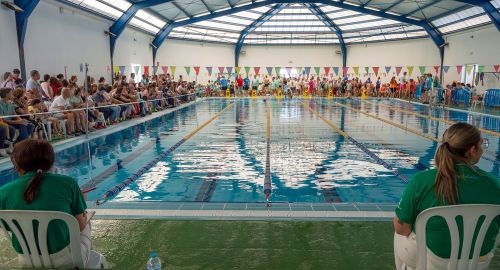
[415,204,500,270]
[0,210,84,268]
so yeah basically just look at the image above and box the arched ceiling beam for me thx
[152,0,445,62]
[109,0,173,59]
[306,3,347,68]
[453,0,500,31]
[234,3,288,66]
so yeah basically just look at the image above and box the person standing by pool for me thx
[252,75,259,95]
[393,123,499,270]
[0,139,105,268]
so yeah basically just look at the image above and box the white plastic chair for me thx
[414,204,500,270]
[0,210,107,269]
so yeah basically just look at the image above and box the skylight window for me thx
[130,18,160,34]
[99,0,131,11]
[136,10,166,28]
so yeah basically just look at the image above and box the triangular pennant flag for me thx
[303,67,311,76]
[218,67,225,74]
[206,67,213,76]
[314,67,321,76]
[226,67,233,76]
[406,66,414,76]
[433,66,440,74]
[418,66,426,75]
[342,67,349,76]
[384,66,391,74]
[184,66,191,76]
[253,67,260,75]
[235,67,241,74]
[286,67,292,76]
[478,65,485,73]
[372,67,379,76]
[152,66,158,75]
[395,66,402,76]
[364,67,369,74]
[266,67,273,75]
[324,67,331,75]
[244,66,251,75]
[169,66,176,75]
[443,66,450,73]
[332,67,339,76]
[143,66,149,75]
[456,65,463,74]
[494,65,500,73]
[113,66,120,75]
[134,65,140,75]
[275,67,281,75]
[296,67,302,74]
[352,67,359,76]
[161,66,168,74]
[193,66,200,76]
[466,65,473,75]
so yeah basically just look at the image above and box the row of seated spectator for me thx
[0,68,198,157]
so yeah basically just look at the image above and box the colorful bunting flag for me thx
[478,65,485,73]
[395,66,402,76]
[193,66,200,76]
[134,66,140,75]
[494,65,500,73]
[253,67,260,75]
[372,67,379,77]
[161,66,168,74]
[275,67,281,75]
[314,67,321,76]
[352,67,359,76]
[456,65,463,74]
[113,66,120,75]
[235,67,241,74]
[143,66,149,76]
[206,67,213,76]
[286,67,292,77]
[364,67,369,74]
[184,66,191,76]
[466,65,473,75]
[226,67,233,76]
[406,66,414,76]
[266,67,273,75]
[218,67,225,74]
[342,67,349,76]
[418,66,426,75]
[384,66,391,74]
[433,66,440,74]
[295,67,302,74]
[332,67,339,76]
[169,66,176,75]
[443,66,450,73]
[324,67,331,75]
[304,67,311,76]
[245,66,251,75]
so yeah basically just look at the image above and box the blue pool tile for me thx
[223,203,248,210]
[201,203,225,210]
[354,203,380,211]
[332,203,358,211]
[179,203,204,210]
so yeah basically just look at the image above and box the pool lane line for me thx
[264,101,272,205]
[302,101,410,183]
[366,100,500,137]
[97,102,236,204]
[80,140,157,191]
[330,100,500,165]
[194,172,221,202]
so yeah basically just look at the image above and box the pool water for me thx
[0,98,498,204]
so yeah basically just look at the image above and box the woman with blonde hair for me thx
[394,122,499,269]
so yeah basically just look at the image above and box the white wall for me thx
[1,0,498,86]
[0,5,21,73]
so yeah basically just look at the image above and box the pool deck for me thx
[90,202,397,221]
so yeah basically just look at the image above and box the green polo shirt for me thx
[0,172,86,254]
[395,164,500,258]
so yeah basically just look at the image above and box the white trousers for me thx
[394,232,494,270]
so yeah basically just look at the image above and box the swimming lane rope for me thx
[95,101,235,205]
[302,101,410,183]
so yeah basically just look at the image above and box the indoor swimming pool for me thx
[0,98,498,207]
